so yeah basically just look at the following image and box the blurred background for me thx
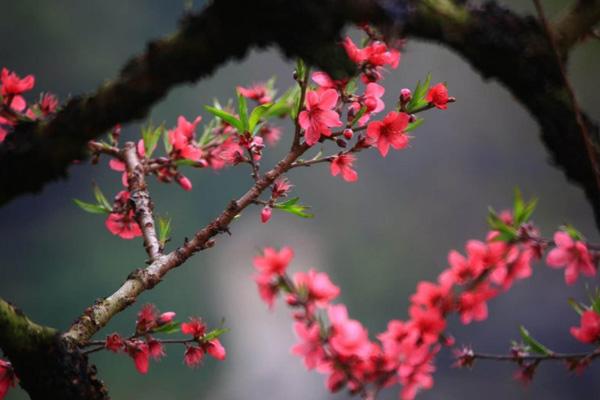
[1,0,599,399]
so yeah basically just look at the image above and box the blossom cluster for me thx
[253,198,599,399]
[0,67,58,142]
[89,304,225,375]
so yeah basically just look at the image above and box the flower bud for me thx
[400,88,412,103]
[158,311,176,325]
[176,175,193,191]
[343,128,353,140]
[261,206,272,224]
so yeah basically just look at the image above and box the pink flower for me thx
[291,322,326,370]
[157,311,176,325]
[136,304,158,333]
[253,246,294,277]
[366,111,410,157]
[298,89,342,146]
[126,340,150,374]
[293,269,340,306]
[425,83,449,110]
[570,310,600,344]
[311,71,347,91]
[237,83,272,104]
[342,37,366,64]
[410,282,452,313]
[206,339,227,360]
[330,153,358,182]
[258,124,282,147]
[261,206,272,224]
[168,116,203,161]
[408,306,446,344]
[254,273,279,309]
[184,346,204,367]
[105,333,125,352]
[457,284,497,324]
[272,178,293,199]
[328,304,371,359]
[181,317,206,339]
[105,210,142,240]
[1,68,34,97]
[546,231,596,285]
[147,338,165,360]
[0,359,16,400]
[363,41,401,69]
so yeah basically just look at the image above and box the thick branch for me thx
[122,142,162,261]
[400,0,600,228]
[0,299,108,399]
[0,0,379,206]
[63,143,310,344]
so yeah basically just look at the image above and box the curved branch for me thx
[0,0,379,206]
[555,0,600,54]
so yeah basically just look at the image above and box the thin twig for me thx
[533,0,600,193]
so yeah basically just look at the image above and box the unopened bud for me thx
[336,138,347,148]
[343,128,353,140]
[261,206,272,224]
[400,88,412,103]
[176,175,193,191]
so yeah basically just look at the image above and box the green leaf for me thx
[204,328,230,341]
[142,123,164,158]
[519,326,552,355]
[237,90,249,132]
[163,126,173,153]
[568,298,585,316]
[296,58,306,82]
[204,105,243,132]
[157,216,172,247]
[249,103,273,134]
[562,224,584,241]
[93,183,112,210]
[345,77,358,95]
[274,197,314,218]
[73,199,111,214]
[350,105,368,128]
[152,322,180,334]
[407,73,432,113]
[405,117,424,132]
[487,207,518,241]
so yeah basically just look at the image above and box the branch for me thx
[63,142,310,344]
[399,0,600,229]
[122,142,162,261]
[0,0,380,206]
[0,298,108,399]
[554,0,600,54]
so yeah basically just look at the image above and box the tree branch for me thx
[63,142,310,344]
[554,0,600,54]
[122,142,162,262]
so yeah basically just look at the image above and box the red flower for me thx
[271,178,293,199]
[291,322,326,370]
[425,83,449,110]
[253,246,294,278]
[254,273,279,309]
[293,269,340,306]
[570,310,600,344]
[298,89,342,146]
[311,71,347,91]
[105,210,142,239]
[126,340,150,374]
[0,359,17,400]
[328,304,371,359]
[105,333,125,352]
[206,339,226,361]
[237,83,272,104]
[184,346,204,367]
[330,153,358,183]
[147,338,165,360]
[136,304,158,333]
[366,111,410,157]
[546,231,596,285]
[181,317,206,339]
[1,68,34,97]
[168,116,203,161]
[458,284,497,324]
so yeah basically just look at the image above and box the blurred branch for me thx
[554,0,600,54]
[0,298,108,399]
[1,0,599,229]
